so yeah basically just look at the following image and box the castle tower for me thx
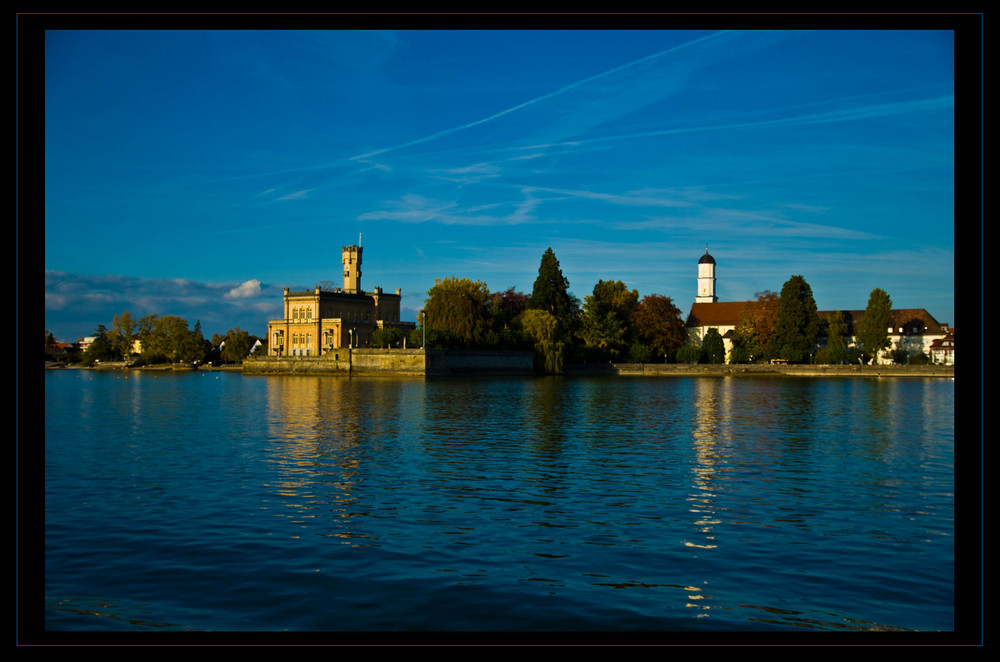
[342,245,363,294]
[696,248,717,303]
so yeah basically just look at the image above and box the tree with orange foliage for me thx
[732,290,780,363]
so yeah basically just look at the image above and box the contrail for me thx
[533,94,954,151]
[348,30,733,162]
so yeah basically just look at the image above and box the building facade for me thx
[266,245,416,357]
[684,250,952,364]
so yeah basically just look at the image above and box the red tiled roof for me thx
[686,301,751,328]
[688,303,945,335]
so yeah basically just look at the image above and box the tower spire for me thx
[696,247,717,303]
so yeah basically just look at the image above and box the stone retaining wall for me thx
[243,349,535,376]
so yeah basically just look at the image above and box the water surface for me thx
[43,370,955,634]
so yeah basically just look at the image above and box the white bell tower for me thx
[696,248,717,303]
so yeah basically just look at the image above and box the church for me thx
[684,249,953,365]
[266,245,416,356]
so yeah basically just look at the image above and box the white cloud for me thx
[276,189,313,201]
[225,279,263,299]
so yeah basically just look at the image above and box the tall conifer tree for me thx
[526,248,575,323]
[774,275,820,363]
[856,288,893,364]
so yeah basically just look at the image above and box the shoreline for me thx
[571,363,954,378]
[45,362,244,372]
[48,358,955,378]
[242,354,954,378]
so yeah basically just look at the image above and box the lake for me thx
[42,369,956,639]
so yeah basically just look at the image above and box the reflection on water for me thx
[44,371,954,632]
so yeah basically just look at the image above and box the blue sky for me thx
[40,27,960,342]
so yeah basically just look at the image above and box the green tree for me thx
[519,308,566,374]
[220,327,252,363]
[773,275,820,363]
[141,315,196,363]
[728,342,753,364]
[107,311,138,362]
[407,326,424,349]
[579,280,639,361]
[369,326,402,348]
[856,288,892,364]
[823,310,850,364]
[627,342,654,364]
[701,327,726,364]
[630,293,686,361]
[732,290,779,362]
[676,344,703,364]
[526,248,578,325]
[185,320,208,363]
[80,324,115,365]
[423,277,494,348]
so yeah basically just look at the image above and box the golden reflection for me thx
[261,375,421,546]
[686,378,736,552]
[683,582,714,614]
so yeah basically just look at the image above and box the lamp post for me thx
[419,310,425,350]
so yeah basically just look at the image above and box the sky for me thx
[38,24,964,342]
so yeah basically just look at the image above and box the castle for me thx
[266,245,416,356]
[684,249,954,365]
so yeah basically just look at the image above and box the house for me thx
[928,332,955,365]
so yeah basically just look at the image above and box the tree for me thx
[369,326,402,349]
[732,290,779,362]
[423,276,494,348]
[701,328,726,364]
[317,280,340,292]
[220,327,252,363]
[526,248,577,324]
[579,280,639,361]
[488,286,529,348]
[519,308,565,374]
[630,294,686,361]
[80,324,115,365]
[140,315,196,363]
[856,288,893,364]
[489,286,528,326]
[823,310,850,364]
[627,343,654,364]
[407,326,424,349]
[185,320,208,364]
[107,311,138,362]
[773,275,819,363]
[676,344,703,364]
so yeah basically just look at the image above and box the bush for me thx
[627,343,653,364]
[729,345,753,364]
[676,344,702,364]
